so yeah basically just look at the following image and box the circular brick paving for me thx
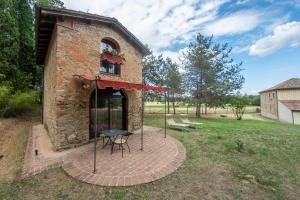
[62,127,186,186]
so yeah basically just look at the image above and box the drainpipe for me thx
[93,75,99,173]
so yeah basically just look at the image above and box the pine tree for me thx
[183,34,244,117]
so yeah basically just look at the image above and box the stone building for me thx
[36,7,151,150]
[260,78,300,125]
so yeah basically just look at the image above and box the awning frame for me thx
[73,74,168,174]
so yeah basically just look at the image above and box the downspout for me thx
[42,65,44,124]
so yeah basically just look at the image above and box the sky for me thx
[62,0,300,94]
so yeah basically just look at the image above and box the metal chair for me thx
[111,132,133,157]
[96,125,108,148]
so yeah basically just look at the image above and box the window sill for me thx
[100,72,121,77]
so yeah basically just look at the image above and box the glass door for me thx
[90,88,126,139]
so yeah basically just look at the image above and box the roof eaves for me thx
[39,6,150,56]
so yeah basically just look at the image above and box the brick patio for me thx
[22,125,186,186]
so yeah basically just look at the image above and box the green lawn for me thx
[1,113,300,199]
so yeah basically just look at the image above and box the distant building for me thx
[260,78,300,125]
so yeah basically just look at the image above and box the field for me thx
[1,109,300,199]
[144,102,259,115]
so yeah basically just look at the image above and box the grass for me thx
[0,110,300,199]
[145,115,300,199]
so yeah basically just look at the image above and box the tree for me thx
[0,0,20,88]
[230,95,249,120]
[183,34,244,117]
[0,0,65,91]
[142,53,183,114]
[17,0,35,88]
[34,0,65,8]
[142,54,165,87]
[164,58,182,114]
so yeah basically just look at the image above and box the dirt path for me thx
[0,118,30,181]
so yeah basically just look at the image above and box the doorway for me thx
[90,88,127,139]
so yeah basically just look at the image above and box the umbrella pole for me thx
[164,90,167,138]
[93,76,98,174]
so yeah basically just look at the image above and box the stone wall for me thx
[43,26,59,147]
[260,91,278,120]
[44,18,143,150]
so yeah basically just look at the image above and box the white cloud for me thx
[232,45,250,54]
[236,0,250,4]
[153,47,189,73]
[62,0,227,52]
[202,10,262,36]
[157,47,188,64]
[249,21,300,56]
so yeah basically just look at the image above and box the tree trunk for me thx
[167,90,170,114]
[196,83,201,117]
[172,92,176,114]
[196,101,200,117]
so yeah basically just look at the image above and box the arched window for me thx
[100,39,118,53]
[100,39,121,75]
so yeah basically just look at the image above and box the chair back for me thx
[167,118,176,125]
[180,114,191,123]
[121,132,133,141]
[181,118,190,124]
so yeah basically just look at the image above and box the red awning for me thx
[74,75,166,93]
[101,53,124,65]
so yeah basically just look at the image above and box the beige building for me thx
[260,78,300,125]
[36,7,150,150]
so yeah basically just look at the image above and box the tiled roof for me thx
[260,78,300,93]
[279,100,300,111]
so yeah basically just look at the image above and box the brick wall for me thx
[44,18,143,150]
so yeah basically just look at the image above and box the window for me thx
[100,39,120,75]
[100,39,118,53]
[100,60,120,74]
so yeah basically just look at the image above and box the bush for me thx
[235,139,244,152]
[0,85,11,115]
[3,91,39,117]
